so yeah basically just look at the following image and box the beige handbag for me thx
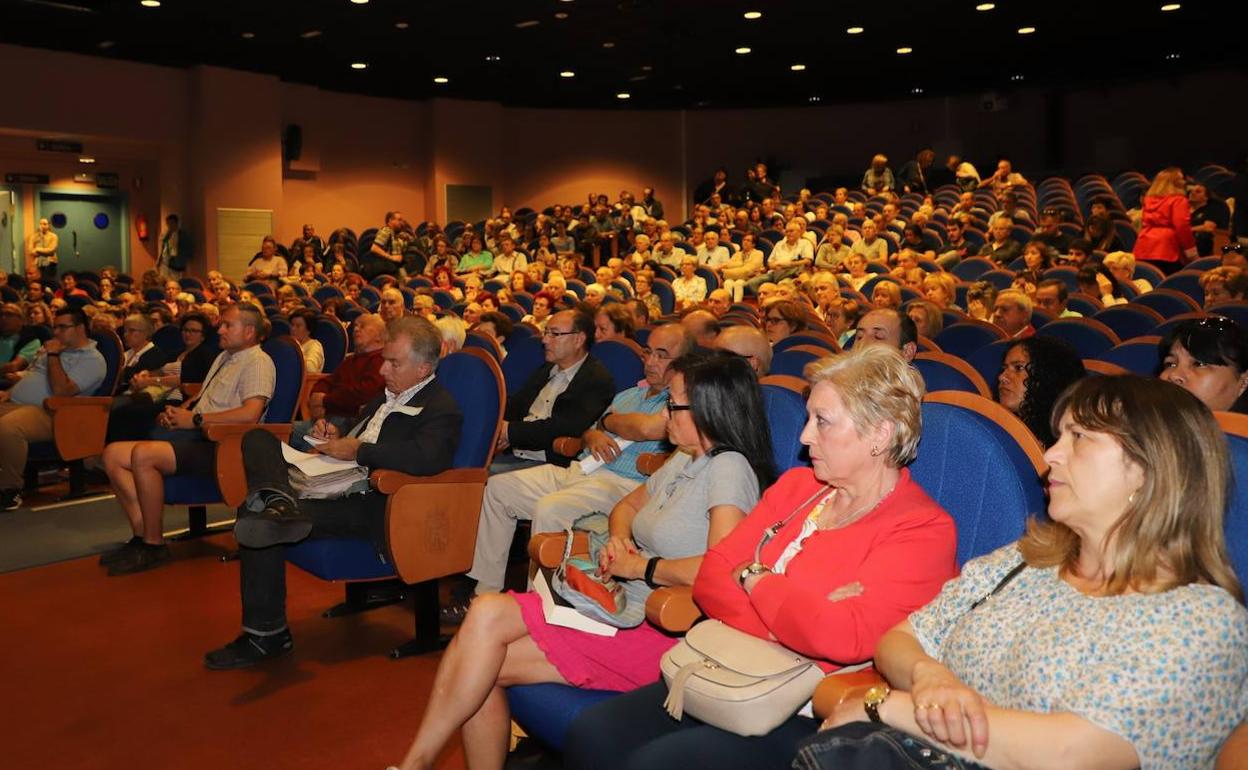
[660,619,824,737]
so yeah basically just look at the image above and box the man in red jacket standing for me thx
[295,312,386,448]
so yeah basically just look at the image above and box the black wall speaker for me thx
[283,124,303,162]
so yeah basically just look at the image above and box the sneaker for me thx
[203,629,293,670]
[98,536,143,566]
[1,489,21,512]
[233,490,312,549]
[439,598,472,626]
[106,543,172,576]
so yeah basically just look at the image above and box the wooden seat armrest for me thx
[43,396,113,411]
[369,467,487,495]
[812,669,886,721]
[182,382,202,398]
[305,372,331,384]
[645,586,701,633]
[43,397,113,461]
[553,436,584,457]
[636,451,670,476]
[203,423,292,442]
[1217,721,1248,770]
[527,531,590,568]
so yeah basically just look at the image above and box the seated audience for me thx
[365,211,409,279]
[681,309,720,349]
[861,153,896,195]
[566,345,957,770]
[906,300,943,340]
[672,256,708,311]
[995,336,1087,446]
[1084,213,1122,253]
[1189,182,1230,257]
[245,236,288,281]
[854,308,918,362]
[99,305,275,574]
[521,291,557,331]
[814,227,851,271]
[921,272,957,310]
[0,302,43,380]
[1101,251,1152,294]
[1033,278,1081,318]
[115,314,170,396]
[493,309,614,472]
[288,308,324,374]
[871,281,901,311]
[0,307,107,511]
[813,375,1246,770]
[1158,316,1248,412]
[395,353,772,770]
[205,317,462,669]
[850,220,888,264]
[978,218,1022,267]
[1077,263,1128,307]
[712,325,772,376]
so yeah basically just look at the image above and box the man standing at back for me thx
[0,307,106,511]
[492,309,614,472]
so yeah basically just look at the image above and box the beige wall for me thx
[0,41,1243,282]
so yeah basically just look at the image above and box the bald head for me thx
[681,310,720,348]
[706,288,731,317]
[714,325,772,375]
[353,313,387,352]
[379,288,405,322]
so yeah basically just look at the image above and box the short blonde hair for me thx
[996,287,1033,314]
[1102,251,1136,271]
[806,344,925,467]
[923,272,957,300]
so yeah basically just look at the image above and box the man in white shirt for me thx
[245,236,288,281]
[652,232,686,268]
[745,220,813,294]
[697,229,731,269]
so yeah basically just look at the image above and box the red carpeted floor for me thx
[3,535,465,770]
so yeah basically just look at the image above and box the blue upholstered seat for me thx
[933,322,1004,359]
[500,336,547,396]
[1097,337,1162,376]
[1035,319,1119,358]
[913,353,990,397]
[313,317,348,373]
[1132,290,1200,319]
[770,347,822,378]
[772,334,838,354]
[591,340,643,394]
[1093,305,1163,341]
[1219,416,1248,583]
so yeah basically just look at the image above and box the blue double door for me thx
[38,191,128,275]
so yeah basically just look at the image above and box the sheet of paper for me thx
[578,439,635,475]
[280,442,359,476]
[303,434,327,446]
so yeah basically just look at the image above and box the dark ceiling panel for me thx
[0,0,1233,109]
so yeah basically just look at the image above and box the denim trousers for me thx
[793,722,989,770]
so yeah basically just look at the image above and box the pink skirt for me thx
[512,590,678,692]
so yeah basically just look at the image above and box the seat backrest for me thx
[1040,266,1080,293]
[770,347,822,378]
[1035,318,1120,358]
[89,328,124,397]
[591,339,643,394]
[260,336,305,423]
[1216,412,1248,583]
[1097,335,1162,376]
[1132,288,1202,319]
[761,382,810,473]
[151,324,185,356]
[1092,304,1165,341]
[500,335,547,396]
[437,348,506,468]
[933,320,1006,359]
[1152,311,1210,340]
[312,317,348,373]
[464,331,503,363]
[269,317,292,339]
[773,333,841,354]
[911,392,1047,566]
[1157,270,1207,306]
[951,257,996,281]
[914,352,992,398]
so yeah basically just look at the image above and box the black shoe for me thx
[203,629,293,670]
[107,543,172,576]
[98,536,143,566]
[439,598,472,626]
[234,490,312,548]
[0,489,21,512]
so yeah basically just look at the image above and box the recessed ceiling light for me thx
[484,54,501,62]
[241,32,255,39]
[976,2,995,9]
[1165,52,1182,60]
[790,63,806,71]
[300,30,322,38]
[896,46,913,54]
[515,19,540,28]
[735,47,752,54]
[560,70,576,78]
[602,41,615,48]
[139,0,160,7]
[616,93,631,100]
[1017,26,1036,34]
[395,22,409,29]
[554,11,569,19]
[911,87,925,95]
[1161,2,1181,9]
[350,62,368,70]
[78,156,95,164]
[743,11,762,20]
[629,75,648,82]
[1010,74,1024,81]
[808,96,821,103]
[433,77,449,84]
[98,40,115,49]
[641,65,653,71]
[846,26,864,34]
[350,0,368,4]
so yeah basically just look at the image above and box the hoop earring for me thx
[870,446,882,457]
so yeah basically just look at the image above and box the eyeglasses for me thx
[643,348,675,361]
[665,398,692,416]
[542,328,578,338]
[764,316,786,324]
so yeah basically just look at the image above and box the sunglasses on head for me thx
[1223,243,1244,254]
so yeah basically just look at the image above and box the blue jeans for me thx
[793,722,989,770]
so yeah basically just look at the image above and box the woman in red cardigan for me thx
[1134,167,1198,276]
[565,345,958,770]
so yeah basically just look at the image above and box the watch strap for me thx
[644,556,661,588]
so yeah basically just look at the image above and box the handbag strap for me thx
[969,561,1026,610]
[753,484,833,565]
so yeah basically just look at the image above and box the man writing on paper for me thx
[442,322,693,622]
[204,316,462,669]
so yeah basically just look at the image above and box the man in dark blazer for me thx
[493,308,614,472]
[204,316,462,669]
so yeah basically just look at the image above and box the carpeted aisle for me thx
[3,536,466,770]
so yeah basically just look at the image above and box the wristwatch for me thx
[737,562,771,588]
[192,413,204,428]
[863,684,891,723]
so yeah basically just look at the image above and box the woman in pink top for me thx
[1133,167,1197,275]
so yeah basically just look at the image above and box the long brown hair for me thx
[1146,167,1187,198]
[1019,375,1242,601]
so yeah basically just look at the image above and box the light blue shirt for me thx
[10,340,107,405]
[586,384,670,482]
